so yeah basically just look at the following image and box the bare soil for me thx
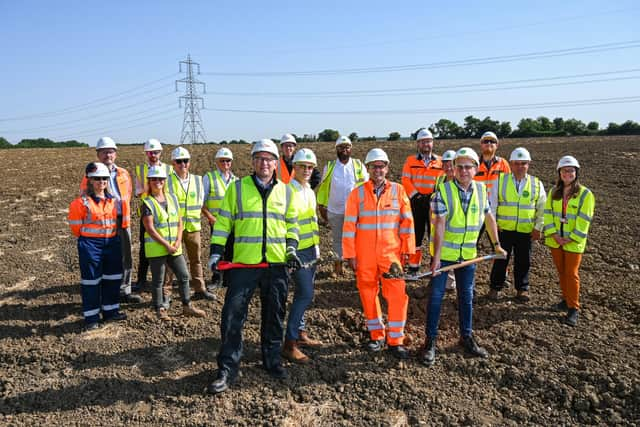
[0,135,639,425]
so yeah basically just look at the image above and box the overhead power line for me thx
[0,72,179,122]
[176,55,207,144]
[202,40,640,77]
[203,95,640,115]
[206,68,640,98]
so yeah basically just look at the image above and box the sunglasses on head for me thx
[92,176,109,181]
[175,159,189,164]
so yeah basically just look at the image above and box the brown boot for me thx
[282,339,310,364]
[334,260,343,276]
[515,290,530,303]
[157,308,171,321]
[183,304,206,318]
[298,330,322,347]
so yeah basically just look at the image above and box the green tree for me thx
[348,132,359,142]
[0,137,12,149]
[587,121,599,132]
[463,115,482,138]
[431,119,462,139]
[498,121,512,137]
[619,120,640,135]
[388,131,401,141]
[536,116,553,132]
[318,129,340,142]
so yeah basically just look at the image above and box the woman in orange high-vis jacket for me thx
[68,163,128,330]
[543,155,595,327]
[343,149,415,359]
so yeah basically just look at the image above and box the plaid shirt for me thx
[431,180,491,217]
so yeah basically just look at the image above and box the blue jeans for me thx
[425,261,476,338]
[285,246,318,340]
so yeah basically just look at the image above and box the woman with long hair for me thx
[543,155,595,327]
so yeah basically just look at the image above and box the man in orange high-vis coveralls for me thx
[343,148,415,359]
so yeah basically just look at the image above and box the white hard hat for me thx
[215,147,233,160]
[144,138,163,152]
[510,147,532,162]
[252,139,280,159]
[292,148,317,166]
[96,136,117,151]
[335,136,352,147]
[557,155,580,170]
[87,162,110,178]
[171,146,191,160]
[480,131,498,143]
[454,147,480,166]
[442,150,456,161]
[416,129,433,141]
[365,148,390,165]
[280,133,297,145]
[147,165,167,179]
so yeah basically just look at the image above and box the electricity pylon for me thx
[176,55,207,144]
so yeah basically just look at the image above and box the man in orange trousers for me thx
[343,148,415,359]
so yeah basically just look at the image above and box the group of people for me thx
[67,130,595,393]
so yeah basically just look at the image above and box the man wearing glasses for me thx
[474,131,511,200]
[207,139,301,394]
[317,135,369,277]
[343,148,415,359]
[420,147,506,367]
[165,147,214,301]
[401,128,443,274]
[202,147,238,290]
[133,139,173,292]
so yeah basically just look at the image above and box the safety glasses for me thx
[455,164,475,170]
[174,159,189,164]
[92,177,109,181]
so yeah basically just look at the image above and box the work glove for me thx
[208,254,221,272]
[286,247,302,270]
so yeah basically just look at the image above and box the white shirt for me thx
[108,164,122,215]
[323,158,369,215]
[490,174,547,231]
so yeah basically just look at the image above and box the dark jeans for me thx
[285,246,318,340]
[410,194,432,248]
[149,254,190,310]
[426,261,476,338]
[217,265,288,377]
[490,230,532,291]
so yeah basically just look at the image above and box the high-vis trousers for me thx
[357,267,408,346]
[77,236,123,324]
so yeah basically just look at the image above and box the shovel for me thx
[403,254,507,281]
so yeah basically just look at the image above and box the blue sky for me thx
[0,0,638,145]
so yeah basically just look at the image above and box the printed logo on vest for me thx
[522,190,530,198]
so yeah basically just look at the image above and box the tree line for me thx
[1,116,638,148]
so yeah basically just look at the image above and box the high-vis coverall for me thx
[401,153,443,268]
[68,194,128,324]
[343,180,415,345]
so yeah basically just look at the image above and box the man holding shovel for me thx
[420,147,507,366]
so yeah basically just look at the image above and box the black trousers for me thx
[490,230,532,291]
[136,217,149,284]
[410,194,432,248]
[217,265,289,376]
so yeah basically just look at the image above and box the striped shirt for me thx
[431,180,491,217]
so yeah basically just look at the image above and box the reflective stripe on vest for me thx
[141,194,182,257]
[79,196,118,238]
[439,181,486,261]
[543,186,594,253]
[316,159,366,206]
[211,176,298,264]
[167,173,203,232]
[496,174,540,233]
[205,170,236,216]
[289,180,319,250]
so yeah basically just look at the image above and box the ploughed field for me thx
[0,135,638,425]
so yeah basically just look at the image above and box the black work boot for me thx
[388,345,410,360]
[564,308,579,327]
[460,335,489,358]
[554,300,568,311]
[207,369,235,395]
[266,364,289,380]
[420,337,437,366]
[366,339,385,352]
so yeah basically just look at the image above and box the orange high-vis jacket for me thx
[474,156,510,198]
[68,195,129,238]
[343,180,415,262]
[401,154,443,198]
[80,166,132,203]
[276,157,294,184]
